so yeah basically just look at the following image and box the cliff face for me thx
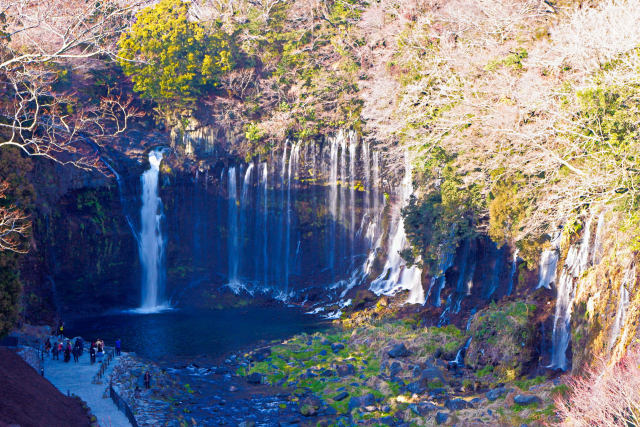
[19,156,141,322]
[570,212,639,371]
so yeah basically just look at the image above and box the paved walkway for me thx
[44,350,131,427]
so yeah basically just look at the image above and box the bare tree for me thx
[0,0,148,252]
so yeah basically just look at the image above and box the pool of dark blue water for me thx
[65,305,328,362]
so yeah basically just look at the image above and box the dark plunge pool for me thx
[65,305,328,362]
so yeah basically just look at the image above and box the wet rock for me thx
[336,364,355,377]
[513,395,541,406]
[319,349,327,356]
[299,395,323,417]
[250,347,272,362]
[388,343,409,358]
[486,387,508,401]
[445,398,473,410]
[229,385,238,392]
[348,393,375,411]
[331,343,345,353]
[247,372,263,384]
[333,391,349,401]
[436,412,449,424]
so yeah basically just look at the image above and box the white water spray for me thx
[138,150,168,312]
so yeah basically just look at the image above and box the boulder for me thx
[405,381,426,395]
[389,361,402,377]
[445,398,473,410]
[246,372,262,384]
[333,391,349,401]
[299,396,323,417]
[336,364,355,377]
[486,387,507,401]
[436,412,449,424]
[250,347,271,362]
[513,395,541,406]
[420,367,445,384]
[348,393,375,411]
[388,343,409,358]
[331,343,345,353]
[409,402,439,416]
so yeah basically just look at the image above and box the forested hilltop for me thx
[2,0,640,425]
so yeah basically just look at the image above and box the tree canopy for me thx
[117,0,234,117]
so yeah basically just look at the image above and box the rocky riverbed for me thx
[107,299,569,426]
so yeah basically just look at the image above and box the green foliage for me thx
[485,48,529,71]
[403,162,483,270]
[118,0,234,116]
[488,174,528,246]
[244,122,265,142]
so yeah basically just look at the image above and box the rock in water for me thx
[247,372,262,384]
[299,396,323,416]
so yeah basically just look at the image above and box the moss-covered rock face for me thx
[30,185,139,314]
[466,301,539,380]
[570,212,640,372]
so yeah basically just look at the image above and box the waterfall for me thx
[369,153,424,305]
[339,134,348,269]
[227,167,240,290]
[484,245,506,300]
[453,337,472,366]
[101,158,138,242]
[609,264,634,349]
[349,139,357,267]
[506,249,519,296]
[284,143,300,293]
[451,240,471,313]
[240,163,254,281]
[549,216,593,370]
[328,137,339,275]
[138,150,168,312]
[537,232,561,289]
[260,163,269,287]
[592,211,606,265]
[430,226,457,307]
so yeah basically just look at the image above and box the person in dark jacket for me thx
[52,341,59,360]
[115,338,121,356]
[64,342,71,363]
[89,345,96,364]
[144,371,151,389]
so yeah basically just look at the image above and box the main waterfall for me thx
[138,149,168,312]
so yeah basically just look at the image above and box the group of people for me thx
[43,335,123,364]
[44,337,83,363]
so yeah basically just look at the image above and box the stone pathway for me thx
[44,349,131,427]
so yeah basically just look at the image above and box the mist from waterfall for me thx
[138,149,168,312]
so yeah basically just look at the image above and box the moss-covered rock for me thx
[466,301,538,379]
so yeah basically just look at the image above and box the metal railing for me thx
[109,383,139,427]
[92,348,115,384]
